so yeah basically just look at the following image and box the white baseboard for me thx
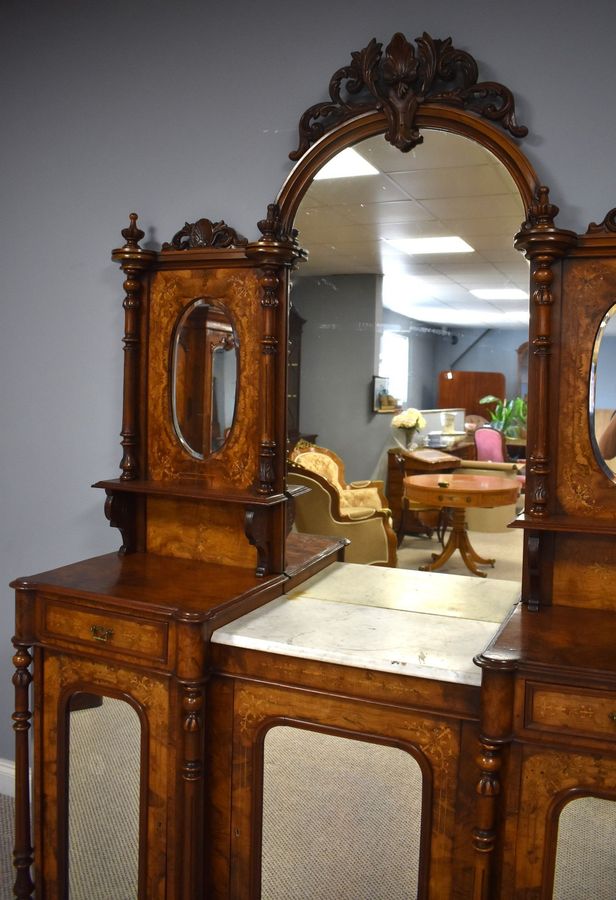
[0,758,15,798]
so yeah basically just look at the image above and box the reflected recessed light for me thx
[384,236,475,255]
[470,288,529,300]
[314,147,380,180]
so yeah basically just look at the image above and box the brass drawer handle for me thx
[609,712,616,723]
[90,624,114,643]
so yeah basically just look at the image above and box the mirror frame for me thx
[273,31,587,606]
[588,302,616,482]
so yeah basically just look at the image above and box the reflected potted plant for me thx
[391,407,427,449]
[479,395,527,438]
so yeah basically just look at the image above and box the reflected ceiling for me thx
[295,130,529,328]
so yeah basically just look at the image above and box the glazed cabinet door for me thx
[34,648,174,899]
[206,674,480,900]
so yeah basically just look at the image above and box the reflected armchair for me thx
[473,425,526,493]
[288,442,391,516]
[473,425,508,462]
[287,463,397,567]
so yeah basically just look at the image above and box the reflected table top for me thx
[404,474,521,577]
[213,562,520,687]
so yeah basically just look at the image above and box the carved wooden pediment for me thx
[162,217,247,251]
[290,31,527,160]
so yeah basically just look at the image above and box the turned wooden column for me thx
[471,660,516,900]
[111,213,156,482]
[514,187,577,609]
[11,585,35,900]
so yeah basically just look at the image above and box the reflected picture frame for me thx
[372,375,390,413]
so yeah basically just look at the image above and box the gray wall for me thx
[434,327,529,400]
[292,275,389,481]
[2,1,616,762]
[292,279,443,481]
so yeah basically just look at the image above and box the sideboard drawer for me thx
[41,595,169,664]
[525,682,616,741]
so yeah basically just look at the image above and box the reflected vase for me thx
[394,427,416,450]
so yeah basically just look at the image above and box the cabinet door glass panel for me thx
[552,795,616,900]
[261,725,423,899]
[68,694,141,899]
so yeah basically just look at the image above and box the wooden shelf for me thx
[511,512,616,536]
[93,478,305,506]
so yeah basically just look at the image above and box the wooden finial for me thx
[120,212,145,249]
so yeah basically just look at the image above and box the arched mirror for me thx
[285,126,530,579]
[171,297,237,458]
[590,303,616,479]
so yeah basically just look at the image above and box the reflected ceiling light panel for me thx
[411,308,528,327]
[384,236,475,255]
[470,288,529,300]
[313,147,380,180]
[382,274,435,301]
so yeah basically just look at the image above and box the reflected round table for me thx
[403,473,520,577]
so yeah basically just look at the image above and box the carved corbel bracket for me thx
[103,490,137,554]
[514,188,577,518]
[290,31,528,160]
[244,506,273,576]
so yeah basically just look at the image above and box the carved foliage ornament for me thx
[290,31,528,160]
[162,217,248,251]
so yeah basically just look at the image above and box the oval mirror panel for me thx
[590,302,616,480]
[171,298,237,458]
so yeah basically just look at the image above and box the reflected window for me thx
[379,330,409,406]
[171,298,237,458]
[261,726,424,899]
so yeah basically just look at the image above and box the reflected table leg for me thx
[419,507,495,577]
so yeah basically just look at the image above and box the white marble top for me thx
[212,563,520,687]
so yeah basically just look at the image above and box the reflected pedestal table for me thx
[404,473,520,577]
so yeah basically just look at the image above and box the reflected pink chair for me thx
[474,426,525,490]
[474,425,507,462]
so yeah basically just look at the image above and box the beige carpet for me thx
[397,527,524,583]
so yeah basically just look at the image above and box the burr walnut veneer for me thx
[11,26,616,900]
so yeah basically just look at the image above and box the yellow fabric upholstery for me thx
[289,443,390,517]
[288,466,397,567]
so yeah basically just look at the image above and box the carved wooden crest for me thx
[162,217,247,251]
[587,208,616,234]
[290,31,527,160]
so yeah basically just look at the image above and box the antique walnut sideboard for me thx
[11,28,616,900]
